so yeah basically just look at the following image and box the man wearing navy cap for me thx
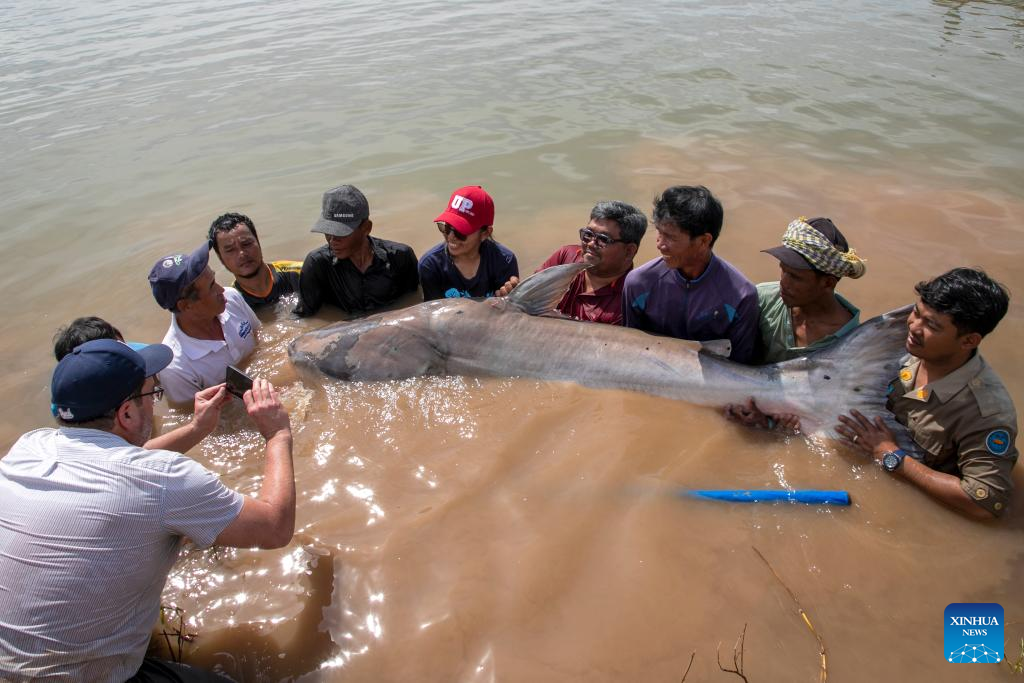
[0,339,294,681]
[293,184,419,316]
[149,241,262,404]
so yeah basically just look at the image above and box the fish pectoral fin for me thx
[698,339,732,358]
[507,262,590,316]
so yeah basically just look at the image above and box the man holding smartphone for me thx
[0,340,295,681]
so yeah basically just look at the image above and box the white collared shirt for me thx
[0,427,244,681]
[160,287,261,403]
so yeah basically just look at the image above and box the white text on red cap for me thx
[451,195,475,216]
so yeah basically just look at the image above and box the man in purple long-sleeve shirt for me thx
[622,185,759,363]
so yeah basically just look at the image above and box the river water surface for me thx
[2,1,1024,681]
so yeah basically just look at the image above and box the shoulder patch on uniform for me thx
[985,429,1011,456]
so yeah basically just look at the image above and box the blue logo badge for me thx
[945,603,1003,663]
[238,320,252,339]
[631,292,649,312]
[444,288,471,299]
[986,430,1011,456]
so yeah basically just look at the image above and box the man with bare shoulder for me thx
[0,339,294,681]
[836,268,1016,521]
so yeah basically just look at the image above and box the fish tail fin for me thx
[798,303,916,442]
[506,262,590,316]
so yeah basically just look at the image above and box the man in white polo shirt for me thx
[0,339,294,681]
[149,241,261,404]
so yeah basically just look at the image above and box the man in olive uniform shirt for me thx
[836,268,1016,520]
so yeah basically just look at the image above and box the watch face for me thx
[883,452,901,471]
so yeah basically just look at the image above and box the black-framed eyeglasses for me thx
[436,222,471,242]
[579,227,626,248]
[128,386,164,402]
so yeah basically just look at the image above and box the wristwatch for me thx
[882,449,908,472]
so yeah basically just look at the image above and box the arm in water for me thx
[723,397,801,434]
[836,410,995,521]
[144,384,230,453]
[215,378,296,547]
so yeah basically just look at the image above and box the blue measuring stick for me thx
[683,489,851,505]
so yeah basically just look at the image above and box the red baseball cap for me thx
[434,185,495,236]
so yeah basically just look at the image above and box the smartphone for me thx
[225,365,254,399]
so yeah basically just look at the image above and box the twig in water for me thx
[1006,637,1024,674]
[679,650,696,682]
[716,623,749,682]
[752,546,827,682]
[158,604,197,663]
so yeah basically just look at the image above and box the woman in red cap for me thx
[419,185,519,300]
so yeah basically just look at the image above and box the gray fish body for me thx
[290,263,912,438]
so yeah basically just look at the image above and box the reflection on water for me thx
[2,0,1024,680]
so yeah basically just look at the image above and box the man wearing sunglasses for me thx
[623,185,759,363]
[496,201,647,325]
[0,339,295,681]
[294,184,419,316]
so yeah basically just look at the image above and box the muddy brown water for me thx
[4,1,1024,680]
[7,138,1023,682]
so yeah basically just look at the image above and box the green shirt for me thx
[756,281,860,363]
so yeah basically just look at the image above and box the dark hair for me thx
[652,185,723,245]
[208,213,258,256]
[915,267,1009,337]
[53,317,124,361]
[590,201,648,245]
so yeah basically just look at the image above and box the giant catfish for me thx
[289,262,913,439]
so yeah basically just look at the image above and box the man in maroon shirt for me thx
[498,201,647,325]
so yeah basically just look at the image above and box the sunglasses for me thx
[579,227,627,248]
[437,222,479,241]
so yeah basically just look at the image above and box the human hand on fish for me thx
[723,397,801,433]
[835,409,899,463]
[495,276,519,297]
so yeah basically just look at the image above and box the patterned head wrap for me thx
[780,217,866,279]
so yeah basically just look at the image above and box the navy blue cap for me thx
[148,242,211,310]
[51,339,173,422]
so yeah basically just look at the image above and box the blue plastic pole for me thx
[683,489,851,505]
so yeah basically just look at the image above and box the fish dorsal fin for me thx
[507,262,590,316]
[698,339,732,358]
